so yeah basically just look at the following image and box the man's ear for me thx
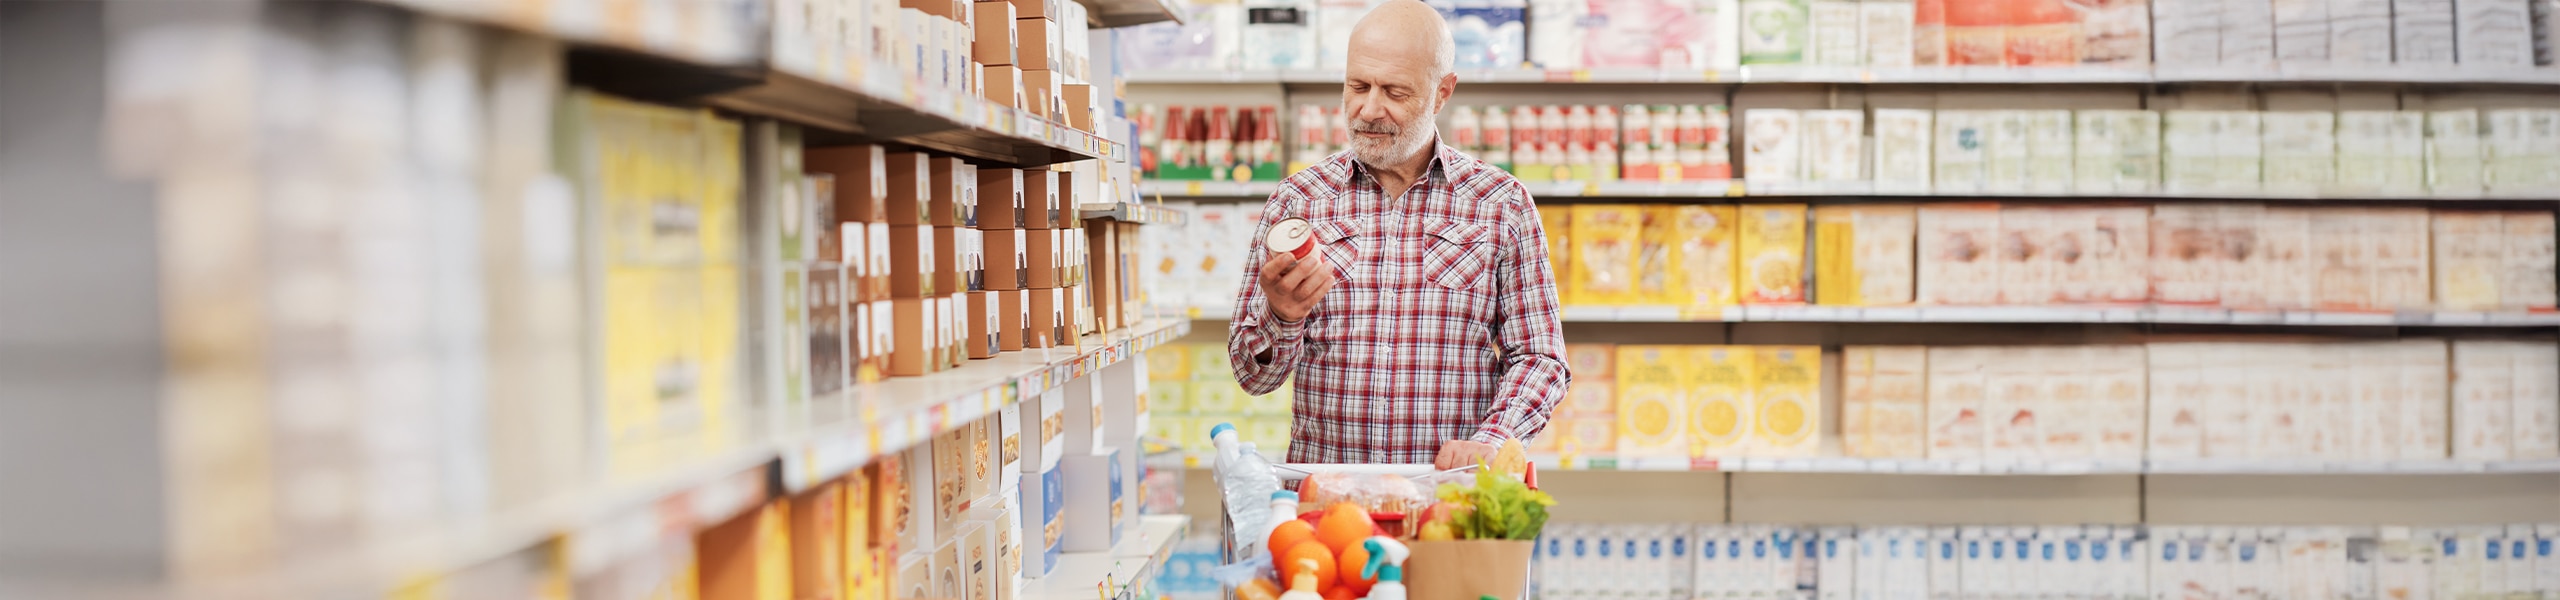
[1436,72,1457,108]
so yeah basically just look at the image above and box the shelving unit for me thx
[1024,516,1191,600]
[1125,66,2560,87]
[1141,178,2560,202]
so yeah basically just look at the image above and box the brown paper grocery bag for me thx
[1403,540,1535,600]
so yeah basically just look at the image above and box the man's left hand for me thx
[1434,439,1499,470]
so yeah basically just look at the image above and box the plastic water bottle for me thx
[1208,423,1281,558]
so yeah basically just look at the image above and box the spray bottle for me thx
[1276,558,1325,600]
[1358,537,1411,600]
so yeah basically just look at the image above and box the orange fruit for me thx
[1336,542,1376,596]
[1314,504,1375,552]
[1267,520,1317,558]
[1322,585,1359,600]
[1278,541,1337,595]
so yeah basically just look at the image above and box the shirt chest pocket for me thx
[1423,220,1495,292]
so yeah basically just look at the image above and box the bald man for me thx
[1225,0,1570,469]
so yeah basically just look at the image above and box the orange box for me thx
[999,289,1030,351]
[1026,288,1060,348]
[808,145,891,223]
[890,225,937,298]
[1022,170,1062,229]
[928,156,975,227]
[1059,84,1096,132]
[697,502,792,600]
[1020,68,1058,119]
[977,168,1029,229]
[892,297,939,376]
[789,483,846,599]
[1085,226,1120,330]
[974,2,1018,66]
[984,228,1030,290]
[935,227,967,294]
[872,461,906,553]
[982,64,1024,111]
[1055,169,1080,226]
[1026,229,1063,289]
[885,152,933,225]
[966,291,1001,358]
[1009,0,1059,22]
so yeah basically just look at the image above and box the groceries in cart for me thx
[1205,423,1552,600]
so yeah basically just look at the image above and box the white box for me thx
[2397,0,2461,63]
[2334,111,2395,192]
[1872,109,1933,192]
[1057,447,1122,552]
[2023,110,2073,193]
[2454,341,2519,460]
[2154,0,2225,67]
[1927,526,1960,599]
[1924,346,1988,460]
[1863,1,1916,67]
[2457,0,2536,65]
[2147,343,2206,459]
[2163,111,2221,193]
[1810,0,1864,65]
[2331,0,2398,62]
[1062,374,1105,455]
[2221,0,2276,64]
[2272,0,2329,62]
[2513,342,2560,459]
[1933,111,1988,193]
[1744,109,1805,182]
[1021,387,1066,472]
[2507,211,2560,310]
[2400,339,2453,460]
[2218,111,2265,193]
[2261,111,2337,193]
[2427,109,2487,195]
[1984,111,2031,193]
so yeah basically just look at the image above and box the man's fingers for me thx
[1296,266,1336,298]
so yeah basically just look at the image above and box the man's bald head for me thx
[1350,0,1455,82]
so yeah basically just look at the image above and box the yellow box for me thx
[1542,205,1574,305]
[1684,346,1753,457]
[1188,344,1228,381]
[1750,346,1823,457]
[1555,414,1616,457]
[1146,345,1192,381]
[1636,207,1678,305]
[1569,205,1646,305]
[1739,204,1809,305]
[697,501,793,600]
[1669,205,1739,308]
[790,483,846,600]
[1614,346,1688,459]
[1813,205,1919,306]
[844,467,877,598]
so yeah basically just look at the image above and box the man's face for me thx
[1342,44,1443,168]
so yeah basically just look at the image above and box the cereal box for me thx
[1571,205,1646,305]
[2145,342,2205,460]
[2433,211,2506,312]
[1751,346,1823,457]
[1982,347,2046,462]
[1617,346,1691,459]
[1739,204,1809,305]
[1639,206,1681,305]
[1845,346,1930,458]
[1873,109,1934,193]
[1671,205,1740,308]
[1543,204,1575,305]
[1743,109,1804,182]
[2090,344,2148,460]
[2147,204,2219,306]
[1805,109,1866,182]
[1814,205,1918,306]
[2500,211,2556,310]
[1688,345,1755,457]
[1997,206,2058,306]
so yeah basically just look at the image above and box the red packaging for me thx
[1265,218,1317,259]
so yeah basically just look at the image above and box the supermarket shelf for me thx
[1170,305,2560,327]
[714,71,1115,169]
[1142,179,2557,202]
[374,0,758,66]
[1079,201,1191,225]
[1026,515,1192,600]
[1532,455,2560,475]
[1081,0,1189,27]
[1126,65,2560,86]
[779,317,1193,492]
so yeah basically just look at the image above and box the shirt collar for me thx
[1346,136,1467,188]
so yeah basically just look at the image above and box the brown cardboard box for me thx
[839,222,869,301]
[928,156,976,227]
[788,483,846,599]
[861,222,892,301]
[973,3,1018,66]
[1055,170,1080,226]
[1045,287,1070,347]
[871,460,904,552]
[960,228,985,292]
[977,168,1029,229]
[892,297,938,376]
[1008,0,1060,20]
[885,152,932,225]
[890,225,937,298]
[998,289,1028,351]
[902,0,953,18]
[810,175,841,263]
[861,300,892,383]
[966,291,1001,359]
[698,502,791,600]
[934,227,965,294]
[1026,288,1059,348]
[940,295,964,369]
[1021,170,1061,229]
[1059,84,1096,132]
[984,228,1029,290]
[808,145,890,223]
[1019,68,1058,119]
[1085,226,1119,331]
[1405,540,1535,600]
[982,64,1024,111]
[1025,229,1062,289]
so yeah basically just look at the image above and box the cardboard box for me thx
[1934,111,1988,193]
[1738,204,1808,305]
[932,429,970,532]
[1751,346,1822,457]
[1670,205,1740,308]
[934,227,966,295]
[2428,110,2486,195]
[929,157,977,227]
[1020,68,1058,119]
[892,297,938,376]
[1060,84,1096,132]
[942,294,966,369]
[984,228,1031,291]
[973,2,1018,65]
[1924,346,1987,460]
[1021,387,1068,473]
[1040,288,1068,348]
[1024,229,1062,289]
[1916,203,2001,306]
[1812,205,1917,306]
[699,502,792,600]
[977,168,1029,229]
[894,552,929,600]
[983,63,1024,112]
[997,289,1030,351]
[790,481,847,600]
[1872,108,1933,193]
[964,291,1001,359]
[877,453,913,553]
[809,145,892,223]
[885,152,933,225]
[1741,109,1803,182]
[1686,345,1753,457]
[2331,0,2396,62]
[1020,170,1062,229]
[1059,448,1124,552]
[1019,465,1063,576]
[891,225,937,298]
[1085,226,1122,330]
[1614,346,1689,459]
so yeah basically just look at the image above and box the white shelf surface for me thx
[1079,202,1191,225]
[1127,65,2560,86]
[780,317,1193,492]
[1142,179,2557,202]
[1533,455,2560,475]
[1026,515,1192,600]
[1168,305,2560,327]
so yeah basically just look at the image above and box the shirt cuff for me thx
[1471,424,1513,446]
[1264,304,1307,341]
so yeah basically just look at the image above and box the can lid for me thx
[1265,218,1314,253]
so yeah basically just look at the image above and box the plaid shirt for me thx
[1226,143,1571,465]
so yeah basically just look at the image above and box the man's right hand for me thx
[1258,247,1336,323]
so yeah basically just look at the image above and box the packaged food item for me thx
[1804,109,1865,182]
[1738,204,1809,304]
[1813,205,1917,306]
[1917,204,2001,306]
[1295,472,1430,515]
[1751,346,1823,456]
[1687,346,1755,457]
[1925,346,1987,460]
[1739,0,1811,64]
[1616,346,1690,459]
[1872,109,1934,193]
[1671,205,1740,307]
[1743,109,1804,182]
[1571,205,1646,305]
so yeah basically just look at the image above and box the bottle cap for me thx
[1210,423,1236,440]
[1271,490,1298,502]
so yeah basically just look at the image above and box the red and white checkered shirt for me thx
[1226,143,1572,465]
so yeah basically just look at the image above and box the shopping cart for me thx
[1213,460,1542,600]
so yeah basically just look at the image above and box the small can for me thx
[1265,218,1317,259]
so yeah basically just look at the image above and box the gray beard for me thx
[1350,112,1438,170]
